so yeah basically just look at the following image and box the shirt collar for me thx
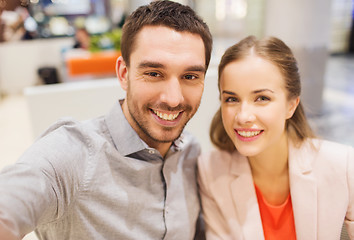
[105,100,146,156]
[105,100,186,157]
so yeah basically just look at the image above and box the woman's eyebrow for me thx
[253,89,274,94]
[222,89,274,95]
[222,90,236,95]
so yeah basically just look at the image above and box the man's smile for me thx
[152,109,182,121]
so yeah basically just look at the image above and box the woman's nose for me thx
[235,103,256,124]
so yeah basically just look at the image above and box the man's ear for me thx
[116,56,128,91]
[287,96,300,119]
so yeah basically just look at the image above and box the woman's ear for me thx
[287,96,300,119]
[116,56,128,91]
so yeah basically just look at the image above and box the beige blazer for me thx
[198,139,354,240]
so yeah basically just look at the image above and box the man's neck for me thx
[120,100,173,157]
[150,142,172,158]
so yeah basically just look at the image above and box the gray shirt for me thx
[0,101,201,240]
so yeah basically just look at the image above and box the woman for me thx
[198,36,354,240]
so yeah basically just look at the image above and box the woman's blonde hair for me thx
[210,36,315,152]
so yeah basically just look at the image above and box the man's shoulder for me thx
[180,131,200,146]
[178,131,201,154]
[22,116,109,164]
[39,116,107,142]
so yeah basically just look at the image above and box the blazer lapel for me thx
[230,152,265,240]
[289,140,318,240]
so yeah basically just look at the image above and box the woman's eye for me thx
[256,96,270,102]
[225,97,238,102]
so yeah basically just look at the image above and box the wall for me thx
[263,0,333,115]
[329,0,353,53]
[0,37,73,95]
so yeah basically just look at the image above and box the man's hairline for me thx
[125,25,208,69]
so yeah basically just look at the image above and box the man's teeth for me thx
[237,130,261,137]
[153,110,180,121]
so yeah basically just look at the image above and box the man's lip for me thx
[151,109,183,122]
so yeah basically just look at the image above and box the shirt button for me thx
[148,149,155,154]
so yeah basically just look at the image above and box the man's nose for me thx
[160,77,184,108]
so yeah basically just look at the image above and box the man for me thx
[0,1,212,239]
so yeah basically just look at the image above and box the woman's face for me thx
[220,55,299,159]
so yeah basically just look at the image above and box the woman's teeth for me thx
[237,130,261,137]
[153,110,180,121]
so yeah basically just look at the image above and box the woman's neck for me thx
[248,133,290,205]
[248,132,289,178]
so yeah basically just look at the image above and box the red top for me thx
[254,184,297,240]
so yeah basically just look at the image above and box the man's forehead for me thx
[133,25,204,51]
[129,25,205,69]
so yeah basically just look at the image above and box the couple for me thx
[0,1,353,239]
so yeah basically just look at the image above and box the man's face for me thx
[117,26,206,154]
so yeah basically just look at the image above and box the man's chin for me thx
[152,134,181,143]
[149,128,183,143]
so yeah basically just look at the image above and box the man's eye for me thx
[184,74,197,80]
[146,72,161,77]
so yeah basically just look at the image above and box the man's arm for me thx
[0,225,19,240]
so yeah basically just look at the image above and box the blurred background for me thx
[0,0,353,238]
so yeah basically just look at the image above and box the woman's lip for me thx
[234,129,264,142]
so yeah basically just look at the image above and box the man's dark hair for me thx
[121,0,212,70]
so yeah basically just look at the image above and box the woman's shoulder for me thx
[302,138,353,157]
[199,148,233,163]
[198,148,245,173]
[291,138,354,171]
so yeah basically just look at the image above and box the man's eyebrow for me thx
[137,61,206,73]
[138,61,164,69]
[185,65,206,73]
